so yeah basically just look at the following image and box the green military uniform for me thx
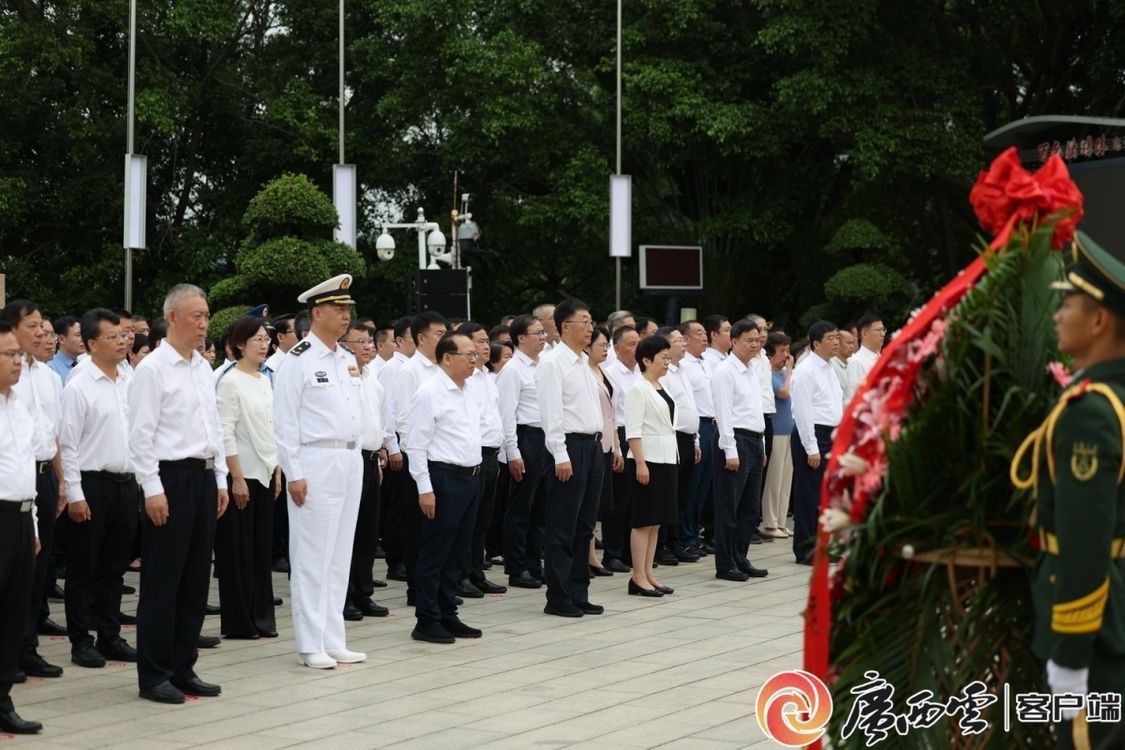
[1012,231,1125,750]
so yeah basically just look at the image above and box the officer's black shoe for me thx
[121,583,136,594]
[575,601,604,615]
[196,635,221,649]
[273,597,283,606]
[119,611,138,624]
[204,604,220,616]
[715,569,750,582]
[740,563,769,578]
[457,579,484,598]
[411,621,455,644]
[602,558,631,573]
[441,617,482,639]
[455,596,463,606]
[357,599,389,617]
[590,565,613,577]
[20,651,62,678]
[372,579,388,588]
[71,641,107,668]
[674,548,701,563]
[544,602,584,618]
[795,557,813,566]
[13,670,26,684]
[97,636,138,662]
[170,673,221,697]
[655,550,680,566]
[342,603,364,621]
[0,709,42,734]
[508,572,541,589]
[139,680,185,704]
[531,570,547,584]
[36,618,67,637]
[386,562,408,581]
[271,558,290,574]
[47,583,65,601]
[472,577,507,595]
[373,543,386,560]
[751,531,774,544]
[689,545,709,558]
[701,542,716,555]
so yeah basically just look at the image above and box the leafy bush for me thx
[208,305,247,341]
[823,262,913,320]
[242,173,339,244]
[236,237,365,290]
[825,218,894,257]
[208,276,249,308]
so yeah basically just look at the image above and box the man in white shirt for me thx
[536,301,606,617]
[748,315,777,539]
[657,327,701,564]
[0,321,44,735]
[533,303,560,351]
[602,310,634,366]
[60,309,139,669]
[371,322,397,376]
[845,314,885,401]
[702,314,731,376]
[128,284,230,702]
[831,326,855,391]
[599,325,640,572]
[405,331,485,644]
[263,313,297,376]
[1,300,65,680]
[790,321,844,565]
[711,319,770,582]
[377,316,415,581]
[678,320,717,556]
[339,323,389,621]
[497,314,549,588]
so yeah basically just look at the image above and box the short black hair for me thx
[53,315,80,337]
[635,316,657,334]
[856,313,882,336]
[678,319,701,336]
[509,314,537,344]
[0,299,40,327]
[703,314,728,343]
[149,319,167,348]
[730,318,760,341]
[411,311,448,345]
[132,333,149,355]
[553,298,590,332]
[436,331,472,362]
[446,317,466,329]
[489,324,511,342]
[375,325,394,344]
[590,325,610,347]
[635,335,671,372]
[0,321,12,335]
[488,340,513,371]
[611,325,637,346]
[458,321,486,337]
[113,308,133,321]
[294,310,311,339]
[272,313,296,334]
[765,331,792,356]
[79,308,121,348]
[808,320,838,345]
[203,337,215,352]
[655,325,677,340]
[393,316,413,341]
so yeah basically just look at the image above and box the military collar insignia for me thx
[291,340,311,356]
[348,365,361,377]
[315,370,327,378]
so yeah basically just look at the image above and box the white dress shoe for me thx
[326,648,367,664]
[298,652,337,669]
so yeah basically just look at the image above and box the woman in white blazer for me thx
[624,336,679,597]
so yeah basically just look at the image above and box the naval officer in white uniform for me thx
[273,274,366,669]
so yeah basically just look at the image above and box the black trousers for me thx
[215,476,276,637]
[712,433,764,573]
[503,427,549,577]
[136,464,216,688]
[398,455,424,595]
[272,470,289,564]
[659,431,695,551]
[22,468,58,655]
[467,448,500,581]
[544,438,604,607]
[791,427,833,563]
[414,464,479,624]
[486,462,509,559]
[382,450,408,571]
[602,426,633,564]
[64,473,138,645]
[347,452,382,604]
[761,414,774,498]
[0,504,35,712]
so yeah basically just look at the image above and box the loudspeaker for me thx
[411,269,468,296]
[413,293,468,319]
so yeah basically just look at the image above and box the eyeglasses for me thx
[564,318,594,328]
[342,339,374,347]
[531,330,547,338]
[277,328,294,336]
[450,351,480,360]
[248,335,272,344]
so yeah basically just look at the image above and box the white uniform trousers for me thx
[288,445,363,654]
[762,433,794,530]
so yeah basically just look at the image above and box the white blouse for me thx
[217,367,278,485]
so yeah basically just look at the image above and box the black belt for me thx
[676,430,697,440]
[814,424,836,432]
[429,461,481,477]
[36,460,52,475]
[565,432,602,442]
[0,499,34,514]
[82,470,135,483]
[361,449,380,462]
[482,446,501,457]
[516,424,544,435]
[734,428,764,440]
[159,458,214,471]
[699,416,715,426]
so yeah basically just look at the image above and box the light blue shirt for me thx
[47,352,77,383]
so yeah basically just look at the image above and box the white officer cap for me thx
[297,274,357,308]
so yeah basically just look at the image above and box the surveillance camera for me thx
[377,246,395,261]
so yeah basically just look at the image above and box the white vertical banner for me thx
[333,163,357,248]
[123,154,147,249]
[609,174,632,258]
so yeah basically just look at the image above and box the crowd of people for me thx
[0,274,888,734]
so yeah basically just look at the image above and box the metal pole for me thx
[338,0,345,165]
[125,0,137,310]
[614,0,622,310]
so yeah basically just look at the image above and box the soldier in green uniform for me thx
[1012,230,1125,750]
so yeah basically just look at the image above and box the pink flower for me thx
[1046,361,1072,388]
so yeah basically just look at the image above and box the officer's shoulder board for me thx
[290,340,311,357]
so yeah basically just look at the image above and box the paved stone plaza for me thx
[5,539,806,749]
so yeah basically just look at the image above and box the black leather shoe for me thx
[741,563,769,578]
[273,597,283,606]
[454,596,463,606]
[170,674,221,697]
[139,680,185,704]
[119,611,138,624]
[748,535,764,545]
[751,531,774,544]
[343,603,364,621]
[544,602,584,617]
[222,633,260,640]
[258,630,278,638]
[701,542,716,555]
[196,635,220,649]
[98,637,138,662]
[72,641,106,668]
[589,565,613,577]
[481,559,492,570]
[655,585,674,595]
[627,579,663,597]
[441,617,483,638]
[795,557,813,566]
[36,617,67,637]
[386,562,408,581]
[357,599,389,617]
[689,545,709,557]
[13,670,26,684]
[531,570,546,584]
[674,548,700,562]
[655,550,680,566]
[372,579,388,588]
[271,558,290,573]
[47,583,65,601]
[204,604,220,616]
[457,579,484,598]
[121,583,137,594]
[471,577,507,595]
[20,651,62,678]
[715,569,750,582]
[508,572,542,589]
[373,544,386,560]
[603,558,631,573]
[575,601,604,615]
[406,591,415,606]
[411,621,455,644]
[0,709,42,734]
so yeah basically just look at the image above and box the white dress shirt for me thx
[702,347,727,377]
[14,358,60,461]
[468,367,503,449]
[535,344,602,464]
[213,358,237,385]
[681,352,715,418]
[377,351,410,455]
[68,357,132,387]
[272,331,361,484]
[845,345,879,401]
[264,348,285,375]
[660,363,700,443]
[217,367,278,486]
[393,352,440,453]
[496,349,541,460]
[600,358,636,428]
[791,354,844,456]
[128,342,228,497]
[60,362,130,502]
[358,365,387,453]
[711,355,766,461]
[406,369,483,494]
[753,351,776,415]
[370,354,389,377]
[0,390,40,531]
